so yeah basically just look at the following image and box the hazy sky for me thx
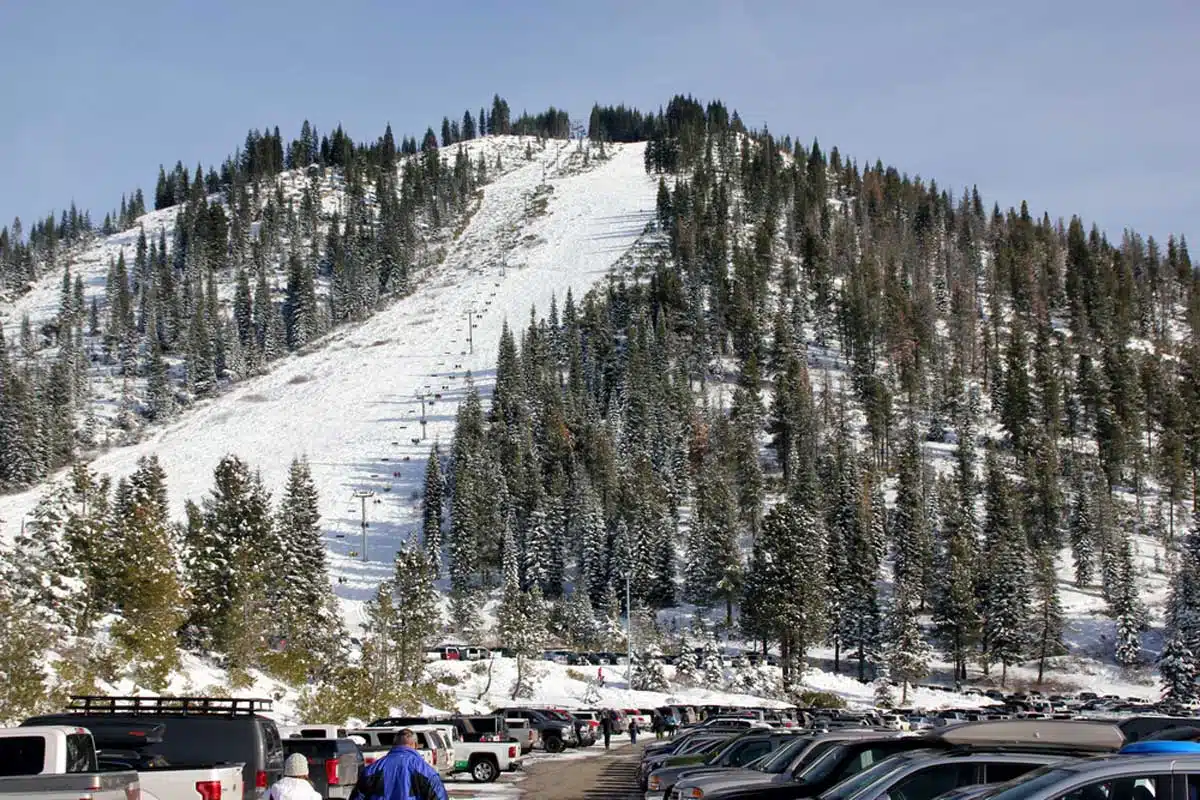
[1,0,1195,244]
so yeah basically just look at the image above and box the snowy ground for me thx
[0,140,657,641]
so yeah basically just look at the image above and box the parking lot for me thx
[447,742,644,800]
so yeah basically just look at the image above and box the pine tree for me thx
[699,632,726,687]
[421,444,445,573]
[185,455,276,664]
[275,456,342,675]
[498,549,548,700]
[1030,547,1065,684]
[388,544,442,683]
[558,588,598,650]
[891,427,929,601]
[1158,632,1198,704]
[1068,479,1097,586]
[979,454,1031,683]
[673,644,699,687]
[109,456,185,688]
[742,501,826,689]
[882,595,931,705]
[630,650,669,691]
[1111,534,1143,668]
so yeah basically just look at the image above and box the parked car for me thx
[281,736,362,799]
[347,726,453,774]
[24,694,278,800]
[0,725,141,800]
[491,707,576,753]
[645,730,797,797]
[280,724,349,739]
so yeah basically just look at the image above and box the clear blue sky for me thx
[2,0,1196,245]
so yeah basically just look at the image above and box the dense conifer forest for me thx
[2,92,1199,721]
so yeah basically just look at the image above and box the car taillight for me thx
[326,758,340,785]
[195,779,222,800]
[432,750,438,766]
[255,770,268,790]
[509,745,517,758]
[365,755,376,765]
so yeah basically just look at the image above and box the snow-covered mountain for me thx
[0,137,656,638]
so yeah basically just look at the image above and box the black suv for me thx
[490,707,577,753]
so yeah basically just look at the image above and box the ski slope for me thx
[0,141,657,633]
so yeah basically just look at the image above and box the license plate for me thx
[454,760,469,770]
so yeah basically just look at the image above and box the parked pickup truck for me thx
[348,726,453,775]
[281,737,362,800]
[449,738,523,783]
[0,726,140,800]
[25,694,282,800]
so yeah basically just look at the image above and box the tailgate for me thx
[139,765,243,799]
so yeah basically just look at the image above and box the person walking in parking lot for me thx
[267,753,322,800]
[350,728,448,800]
[629,716,639,744]
[601,709,613,749]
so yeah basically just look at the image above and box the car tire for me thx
[471,757,500,783]
[545,736,566,754]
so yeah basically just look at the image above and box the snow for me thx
[0,140,657,643]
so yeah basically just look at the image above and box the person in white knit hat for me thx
[266,752,322,800]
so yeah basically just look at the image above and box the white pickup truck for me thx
[0,724,245,800]
[0,726,139,800]
[448,738,522,783]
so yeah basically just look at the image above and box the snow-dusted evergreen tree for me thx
[882,595,930,705]
[685,453,742,616]
[558,588,599,650]
[1111,533,1143,668]
[890,427,930,603]
[1158,631,1198,704]
[498,522,547,698]
[933,473,979,682]
[699,632,726,688]
[742,500,826,688]
[673,643,699,687]
[276,456,342,673]
[184,454,276,663]
[630,650,669,691]
[599,584,625,651]
[979,452,1031,683]
[1030,546,1065,684]
[421,444,445,573]
[389,544,442,683]
[109,456,185,688]
[575,480,608,603]
[1068,477,1097,586]
[521,504,554,594]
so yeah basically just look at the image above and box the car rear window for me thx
[66,733,98,773]
[283,740,333,758]
[0,736,48,776]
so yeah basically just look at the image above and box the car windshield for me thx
[759,737,812,774]
[819,753,922,800]
[798,744,852,783]
[974,767,1079,800]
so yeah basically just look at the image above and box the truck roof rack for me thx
[67,695,273,716]
[935,719,1124,752]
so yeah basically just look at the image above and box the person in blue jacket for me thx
[350,729,448,800]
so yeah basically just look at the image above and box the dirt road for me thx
[447,743,644,800]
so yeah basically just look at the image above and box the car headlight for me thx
[649,776,661,791]
[686,788,704,799]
